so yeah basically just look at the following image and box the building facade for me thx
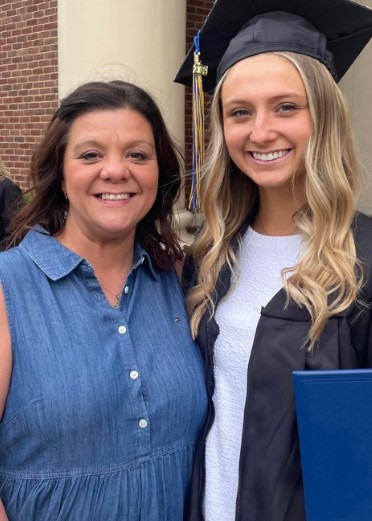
[0,0,58,188]
[1,0,371,213]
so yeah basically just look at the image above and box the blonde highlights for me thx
[187,52,363,350]
[281,52,363,348]
[187,75,258,336]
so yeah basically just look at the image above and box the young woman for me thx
[175,0,372,520]
[0,80,207,521]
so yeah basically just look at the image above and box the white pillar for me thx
[339,0,372,214]
[58,0,186,150]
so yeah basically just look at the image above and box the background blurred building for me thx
[1,0,371,215]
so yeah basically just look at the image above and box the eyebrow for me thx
[71,139,155,153]
[72,140,102,152]
[223,93,308,107]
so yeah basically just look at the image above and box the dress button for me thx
[124,286,129,294]
[139,419,148,429]
[118,325,127,334]
[130,370,139,380]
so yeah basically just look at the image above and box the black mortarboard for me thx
[174,0,372,91]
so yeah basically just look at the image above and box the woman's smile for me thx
[97,193,132,200]
[61,108,159,245]
[247,148,292,163]
[221,53,312,195]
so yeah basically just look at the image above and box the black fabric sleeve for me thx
[0,179,23,250]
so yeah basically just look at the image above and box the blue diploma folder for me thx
[293,369,372,521]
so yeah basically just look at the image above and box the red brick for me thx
[0,0,58,188]
[2,0,211,191]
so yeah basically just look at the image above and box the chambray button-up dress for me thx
[0,229,207,521]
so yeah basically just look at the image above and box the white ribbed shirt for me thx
[203,227,303,521]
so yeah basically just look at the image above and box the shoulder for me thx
[352,212,372,300]
[0,244,30,280]
[0,245,23,265]
[353,210,372,231]
[353,212,372,260]
[0,249,24,290]
[0,177,22,198]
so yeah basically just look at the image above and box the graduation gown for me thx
[184,211,372,521]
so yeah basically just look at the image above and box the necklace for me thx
[112,294,120,309]
[99,282,122,308]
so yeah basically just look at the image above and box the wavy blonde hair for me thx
[187,52,363,350]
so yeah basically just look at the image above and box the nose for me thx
[99,158,130,182]
[249,113,277,145]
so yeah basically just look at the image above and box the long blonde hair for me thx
[187,52,363,350]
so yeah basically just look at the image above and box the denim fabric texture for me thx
[0,228,207,521]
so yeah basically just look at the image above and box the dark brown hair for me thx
[11,80,183,268]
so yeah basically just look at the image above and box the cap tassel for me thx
[189,32,208,212]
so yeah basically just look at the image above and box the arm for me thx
[0,286,12,521]
[0,500,9,521]
[367,308,372,368]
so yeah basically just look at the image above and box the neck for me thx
[254,188,305,236]
[58,225,135,266]
[57,227,136,307]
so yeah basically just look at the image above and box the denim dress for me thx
[0,229,207,521]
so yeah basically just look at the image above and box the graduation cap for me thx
[175,0,372,92]
[175,0,372,211]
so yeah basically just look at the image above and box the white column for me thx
[340,0,372,214]
[58,0,186,150]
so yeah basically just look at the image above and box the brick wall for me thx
[0,1,211,192]
[0,0,58,190]
[185,0,213,202]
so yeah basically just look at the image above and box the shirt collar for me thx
[132,241,159,280]
[20,227,159,281]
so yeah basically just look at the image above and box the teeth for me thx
[101,193,131,200]
[252,150,289,161]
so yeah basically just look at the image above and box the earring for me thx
[63,191,69,222]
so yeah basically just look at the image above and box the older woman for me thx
[0,80,207,521]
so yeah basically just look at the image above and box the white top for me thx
[204,227,303,521]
